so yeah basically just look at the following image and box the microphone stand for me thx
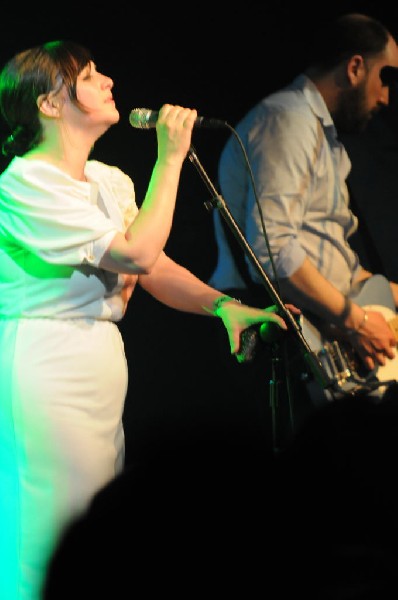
[188,145,334,452]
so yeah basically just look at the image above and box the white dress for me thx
[0,158,139,600]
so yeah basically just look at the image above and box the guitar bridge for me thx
[319,340,352,386]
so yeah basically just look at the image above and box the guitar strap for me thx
[219,213,256,290]
[346,179,387,277]
[218,213,269,307]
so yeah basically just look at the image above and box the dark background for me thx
[2,1,398,462]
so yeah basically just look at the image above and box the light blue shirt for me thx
[208,74,362,297]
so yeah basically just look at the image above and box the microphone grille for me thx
[129,108,152,129]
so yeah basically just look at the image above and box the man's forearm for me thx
[278,257,367,330]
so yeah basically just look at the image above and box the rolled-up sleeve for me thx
[217,76,360,294]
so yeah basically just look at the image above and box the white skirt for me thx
[0,317,128,600]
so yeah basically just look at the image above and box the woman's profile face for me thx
[61,61,120,130]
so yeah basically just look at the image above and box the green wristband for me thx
[213,295,241,316]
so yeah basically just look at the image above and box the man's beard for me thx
[333,83,375,134]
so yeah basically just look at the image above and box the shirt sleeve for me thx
[0,160,119,266]
[86,160,139,230]
[243,106,320,279]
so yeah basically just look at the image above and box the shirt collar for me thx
[294,73,335,129]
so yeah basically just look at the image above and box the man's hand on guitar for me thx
[299,276,398,400]
[348,308,396,371]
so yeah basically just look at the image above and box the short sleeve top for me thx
[0,157,139,320]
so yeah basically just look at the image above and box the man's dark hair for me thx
[309,13,391,71]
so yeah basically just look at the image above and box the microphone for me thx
[129,107,228,130]
[236,321,285,363]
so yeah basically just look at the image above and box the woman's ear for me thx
[37,92,61,117]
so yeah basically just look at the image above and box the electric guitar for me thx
[300,274,398,405]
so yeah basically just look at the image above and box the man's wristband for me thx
[212,295,241,316]
[346,306,369,335]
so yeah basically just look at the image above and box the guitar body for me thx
[300,274,398,405]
